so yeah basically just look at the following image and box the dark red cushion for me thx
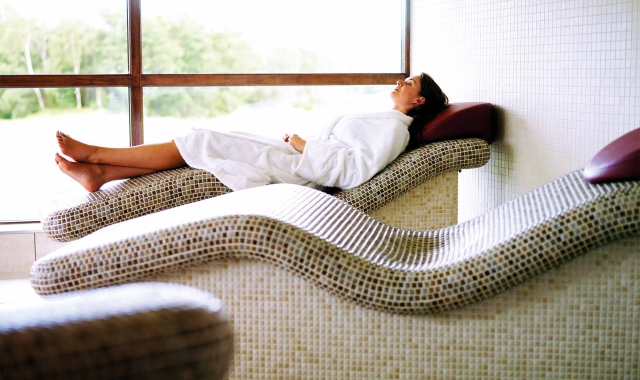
[583,128,640,183]
[416,102,495,144]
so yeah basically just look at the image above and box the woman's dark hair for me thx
[406,73,449,150]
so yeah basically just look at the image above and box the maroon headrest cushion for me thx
[583,128,640,183]
[416,102,495,144]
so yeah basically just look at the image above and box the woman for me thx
[56,73,448,192]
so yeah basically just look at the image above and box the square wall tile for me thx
[411,0,640,221]
[0,234,34,278]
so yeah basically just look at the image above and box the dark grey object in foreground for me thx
[0,282,233,380]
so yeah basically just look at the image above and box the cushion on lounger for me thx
[583,127,640,183]
[417,102,495,144]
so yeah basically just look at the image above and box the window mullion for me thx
[403,0,411,76]
[128,0,143,146]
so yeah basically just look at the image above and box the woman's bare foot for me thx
[56,131,99,163]
[55,153,107,192]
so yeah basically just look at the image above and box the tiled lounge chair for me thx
[30,148,640,378]
[0,282,233,380]
[41,102,495,242]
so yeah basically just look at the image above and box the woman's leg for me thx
[56,131,186,170]
[55,153,158,192]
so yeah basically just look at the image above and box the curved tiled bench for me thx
[31,170,639,314]
[0,282,233,380]
[41,137,490,242]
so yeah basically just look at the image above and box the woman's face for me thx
[390,75,424,112]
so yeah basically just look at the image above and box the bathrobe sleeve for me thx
[294,111,411,189]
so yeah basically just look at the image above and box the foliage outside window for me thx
[0,0,407,222]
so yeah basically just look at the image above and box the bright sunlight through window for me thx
[0,0,404,222]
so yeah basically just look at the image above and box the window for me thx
[143,85,393,144]
[142,0,402,74]
[0,87,129,222]
[0,0,409,222]
[0,1,128,74]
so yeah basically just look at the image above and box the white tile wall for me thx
[0,233,68,279]
[0,234,34,278]
[411,0,639,221]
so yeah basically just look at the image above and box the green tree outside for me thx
[0,6,323,120]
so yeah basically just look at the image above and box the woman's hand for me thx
[283,134,306,153]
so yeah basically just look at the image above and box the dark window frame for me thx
[0,0,410,146]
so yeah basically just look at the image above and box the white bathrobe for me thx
[174,110,412,191]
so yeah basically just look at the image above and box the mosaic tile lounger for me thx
[41,102,494,242]
[29,170,640,379]
[31,170,639,313]
[0,282,233,380]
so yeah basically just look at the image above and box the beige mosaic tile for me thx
[370,170,458,230]
[149,238,639,379]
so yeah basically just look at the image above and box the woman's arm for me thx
[282,113,343,153]
[294,125,409,189]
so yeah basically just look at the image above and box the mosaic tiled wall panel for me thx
[411,0,640,221]
[148,237,639,379]
[370,170,458,230]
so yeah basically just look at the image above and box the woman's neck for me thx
[392,105,412,115]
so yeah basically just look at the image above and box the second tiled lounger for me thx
[31,170,640,313]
